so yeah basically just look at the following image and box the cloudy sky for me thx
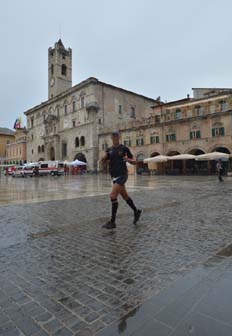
[1,0,232,129]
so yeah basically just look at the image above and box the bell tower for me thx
[48,39,72,99]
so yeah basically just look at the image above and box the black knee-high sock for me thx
[126,197,137,212]
[111,199,118,222]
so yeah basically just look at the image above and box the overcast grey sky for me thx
[1,0,232,129]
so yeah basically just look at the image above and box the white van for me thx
[37,161,64,176]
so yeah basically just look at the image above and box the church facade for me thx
[24,40,157,169]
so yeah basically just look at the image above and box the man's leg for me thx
[103,183,120,229]
[120,186,142,224]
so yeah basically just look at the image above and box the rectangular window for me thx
[102,143,108,150]
[123,140,131,146]
[150,136,159,144]
[81,96,85,109]
[220,100,227,112]
[62,143,67,157]
[175,110,181,119]
[155,116,161,123]
[118,105,122,114]
[136,138,144,146]
[190,130,201,139]
[212,127,225,137]
[64,105,68,115]
[130,107,136,118]
[72,121,76,128]
[31,117,34,128]
[195,106,204,116]
[166,134,176,142]
[73,101,76,112]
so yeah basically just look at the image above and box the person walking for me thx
[101,131,142,229]
[216,160,224,182]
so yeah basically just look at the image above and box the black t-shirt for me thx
[106,144,133,177]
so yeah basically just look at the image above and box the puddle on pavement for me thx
[117,307,139,334]
[216,243,232,257]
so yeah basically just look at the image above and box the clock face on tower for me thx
[50,77,55,87]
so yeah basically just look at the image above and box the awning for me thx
[144,155,168,163]
[167,154,196,160]
[195,152,230,161]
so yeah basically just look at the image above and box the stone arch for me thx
[47,145,55,161]
[135,152,148,174]
[150,151,161,157]
[166,150,181,172]
[49,106,54,115]
[210,145,231,154]
[187,148,205,155]
[136,152,146,161]
[186,148,206,174]
[166,150,181,156]
[74,153,87,163]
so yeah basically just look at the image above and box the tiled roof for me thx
[0,127,15,135]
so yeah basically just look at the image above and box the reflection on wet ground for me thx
[0,174,232,335]
[0,173,228,206]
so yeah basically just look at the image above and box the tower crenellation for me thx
[48,39,72,99]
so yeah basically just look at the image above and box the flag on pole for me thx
[13,117,22,129]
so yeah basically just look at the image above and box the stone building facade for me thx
[24,40,157,169]
[99,88,232,173]
[0,128,15,164]
[5,128,27,164]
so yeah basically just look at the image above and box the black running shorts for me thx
[112,175,128,186]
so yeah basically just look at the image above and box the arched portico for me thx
[74,152,87,162]
[136,152,148,174]
[166,150,182,174]
[186,148,206,174]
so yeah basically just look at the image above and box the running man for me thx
[102,131,142,229]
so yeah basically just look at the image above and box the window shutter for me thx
[190,132,193,140]
[220,127,225,136]
[196,130,201,139]
[212,128,215,137]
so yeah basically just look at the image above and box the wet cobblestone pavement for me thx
[0,174,232,335]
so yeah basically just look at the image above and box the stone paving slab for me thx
[0,175,232,335]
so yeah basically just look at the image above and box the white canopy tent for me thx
[67,159,87,166]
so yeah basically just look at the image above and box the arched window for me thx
[51,64,54,75]
[75,137,79,147]
[61,64,67,76]
[41,145,45,153]
[80,136,85,146]
[38,146,41,153]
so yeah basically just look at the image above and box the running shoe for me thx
[102,221,116,229]
[134,209,142,224]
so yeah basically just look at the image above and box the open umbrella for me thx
[167,154,196,160]
[144,155,168,163]
[195,152,230,161]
